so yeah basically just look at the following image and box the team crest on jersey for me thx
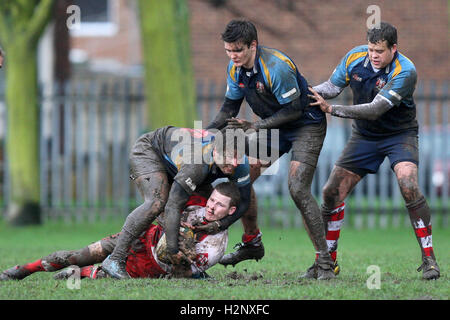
[256,81,265,94]
[375,77,386,91]
[196,253,209,267]
[352,74,362,82]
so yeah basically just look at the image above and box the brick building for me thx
[70,0,449,83]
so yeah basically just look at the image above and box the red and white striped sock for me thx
[80,265,101,279]
[325,203,345,262]
[412,218,434,258]
[242,229,262,246]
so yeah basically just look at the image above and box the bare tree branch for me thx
[26,0,54,43]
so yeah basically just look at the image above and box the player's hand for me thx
[191,221,221,234]
[226,117,256,131]
[308,87,332,113]
[178,227,197,262]
[168,250,193,266]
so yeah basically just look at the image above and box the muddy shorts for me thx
[336,128,419,178]
[129,131,166,180]
[248,119,326,167]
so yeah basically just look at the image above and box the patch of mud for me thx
[226,271,263,281]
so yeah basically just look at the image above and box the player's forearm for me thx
[330,95,392,120]
[164,183,191,254]
[254,99,304,130]
[205,97,242,130]
[312,80,344,99]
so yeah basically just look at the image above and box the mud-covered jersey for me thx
[150,126,251,195]
[153,204,229,274]
[225,46,324,129]
[330,45,418,137]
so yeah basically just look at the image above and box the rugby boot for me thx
[192,271,211,279]
[417,256,440,280]
[316,253,336,280]
[53,265,79,280]
[101,255,130,279]
[219,242,265,267]
[333,260,340,276]
[300,263,317,279]
[0,265,30,281]
[300,255,338,280]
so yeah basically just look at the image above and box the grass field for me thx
[0,220,448,301]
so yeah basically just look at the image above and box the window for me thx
[70,0,118,37]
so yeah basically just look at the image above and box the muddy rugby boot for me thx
[219,242,265,267]
[101,255,130,279]
[53,265,80,280]
[0,265,31,281]
[300,255,337,280]
[417,256,440,280]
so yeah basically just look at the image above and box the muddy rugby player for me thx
[98,126,252,279]
[205,19,335,280]
[307,22,440,280]
[0,183,241,280]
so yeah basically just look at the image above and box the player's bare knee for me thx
[88,241,108,261]
[397,176,421,203]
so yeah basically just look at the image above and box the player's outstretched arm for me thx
[312,79,344,99]
[309,87,392,120]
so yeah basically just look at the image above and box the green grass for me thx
[0,221,448,300]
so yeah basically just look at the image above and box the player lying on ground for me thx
[0,182,240,280]
[101,126,251,279]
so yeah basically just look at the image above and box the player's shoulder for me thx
[391,52,416,79]
[343,45,368,64]
[258,46,297,72]
[227,60,239,82]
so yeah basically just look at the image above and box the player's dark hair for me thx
[367,22,397,48]
[212,128,245,157]
[221,19,258,47]
[214,182,241,208]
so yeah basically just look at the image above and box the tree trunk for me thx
[5,42,41,225]
[0,0,54,225]
[138,0,197,129]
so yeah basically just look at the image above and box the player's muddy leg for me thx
[301,165,360,279]
[321,166,360,262]
[102,172,169,279]
[220,161,265,267]
[394,161,440,280]
[0,242,107,281]
[289,161,334,280]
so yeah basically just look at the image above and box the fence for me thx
[0,77,449,228]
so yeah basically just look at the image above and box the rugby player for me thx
[100,126,251,279]
[308,22,440,280]
[0,182,240,280]
[205,19,335,279]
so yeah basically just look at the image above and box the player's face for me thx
[205,190,236,221]
[0,55,3,68]
[224,40,257,69]
[367,40,397,69]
